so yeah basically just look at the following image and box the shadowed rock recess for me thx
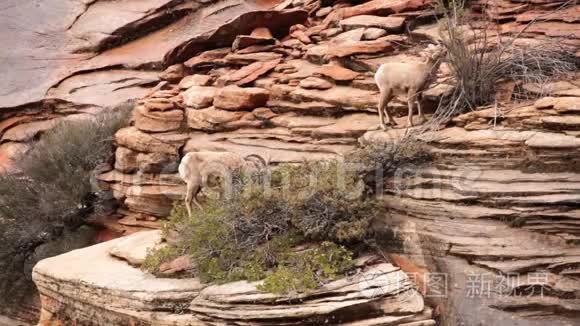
[0,0,578,324]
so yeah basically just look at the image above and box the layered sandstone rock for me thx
[100,0,445,224]
[33,231,436,326]
[360,90,580,325]
[0,0,298,174]
[14,0,580,324]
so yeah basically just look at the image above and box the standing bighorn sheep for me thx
[178,151,268,217]
[374,44,447,129]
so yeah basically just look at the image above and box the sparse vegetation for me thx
[141,246,180,275]
[258,242,353,294]
[431,0,577,124]
[145,140,432,294]
[0,103,132,311]
[144,160,371,293]
[348,138,432,195]
[0,105,132,224]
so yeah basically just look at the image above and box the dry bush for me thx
[0,105,131,224]
[276,161,384,243]
[347,137,432,195]
[0,103,132,311]
[144,160,385,292]
[430,0,577,124]
[144,135,437,293]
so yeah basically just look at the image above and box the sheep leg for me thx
[192,186,203,210]
[416,94,426,124]
[380,90,396,129]
[406,93,415,127]
[193,174,204,210]
[378,90,387,130]
[185,180,203,217]
[184,181,194,217]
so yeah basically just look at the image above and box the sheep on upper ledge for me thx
[374,44,447,129]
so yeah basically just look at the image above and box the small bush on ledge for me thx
[347,138,432,195]
[143,141,431,294]
[432,0,577,122]
[143,159,384,294]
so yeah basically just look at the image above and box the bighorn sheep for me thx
[178,151,268,217]
[374,44,446,129]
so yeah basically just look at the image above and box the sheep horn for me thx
[244,154,269,167]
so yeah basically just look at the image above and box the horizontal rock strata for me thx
[360,87,580,325]
[15,0,580,324]
[33,231,435,325]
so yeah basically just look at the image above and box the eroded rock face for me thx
[0,0,295,181]
[8,0,580,324]
[33,231,435,325]
[360,94,580,326]
[33,232,205,325]
[214,86,270,110]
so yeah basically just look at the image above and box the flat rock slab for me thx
[299,77,334,90]
[332,28,366,43]
[224,52,283,65]
[182,86,217,109]
[114,146,178,174]
[363,27,389,40]
[33,230,434,325]
[535,96,580,113]
[178,74,213,89]
[226,59,281,86]
[187,107,246,131]
[184,48,230,68]
[190,263,430,323]
[214,86,270,110]
[33,231,204,325]
[279,85,379,110]
[47,70,158,108]
[340,15,406,31]
[307,39,393,59]
[312,113,379,138]
[315,64,360,81]
[109,230,163,266]
[340,0,430,18]
[134,107,184,133]
[115,127,178,155]
[232,35,276,51]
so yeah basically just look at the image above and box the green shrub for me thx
[0,105,132,224]
[151,195,294,284]
[259,241,353,294]
[145,159,377,292]
[141,246,180,275]
[275,161,383,243]
[146,140,431,293]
